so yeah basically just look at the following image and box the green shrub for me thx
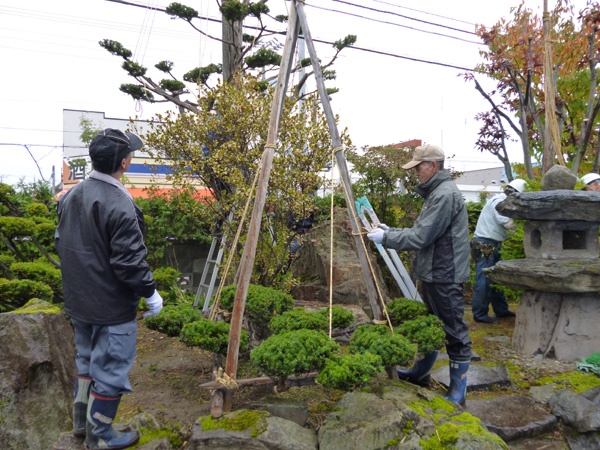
[250,329,340,389]
[349,324,391,354]
[366,334,417,368]
[396,315,446,355]
[145,304,203,336]
[0,278,53,312]
[220,284,294,337]
[385,297,428,326]
[269,308,328,334]
[316,306,355,329]
[180,319,248,355]
[10,261,61,301]
[316,352,384,391]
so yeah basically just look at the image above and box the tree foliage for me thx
[142,75,349,286]
[470,0,600,176]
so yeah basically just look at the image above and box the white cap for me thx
[581,173,600,186]
[507,179,527,193]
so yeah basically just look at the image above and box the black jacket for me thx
[55,172,156,325]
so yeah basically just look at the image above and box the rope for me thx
[213,367,239,390]
[328,146,335,338]
[337,169,395,334]
[209,166,262,321]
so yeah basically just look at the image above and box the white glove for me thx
[377,223,389,231]
[367,227,385,245]
[503,219,516,230]
[143,290,163,318]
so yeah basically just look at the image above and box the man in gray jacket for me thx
[367,144,472,405]
[56,129,163,449]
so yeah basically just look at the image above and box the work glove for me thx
[143,290,163,318]
[377,223,389,231]
[367,227,385,245]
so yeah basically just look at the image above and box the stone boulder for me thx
[0,299,76,450]
[290,207,391,317]
[540,164,577,191]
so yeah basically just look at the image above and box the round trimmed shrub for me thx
[220,284,294,325]
[349,324,391,354]
[386,297,429,326]
[145,304,203,336]
[180,318,248,355]
[396,314,446,355]
[269,308,328,334]
[316,353,384,391]
[316,306,355,329]
[250,329,340,388]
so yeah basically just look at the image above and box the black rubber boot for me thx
[396,350,439,387]
[85,390,139,450]
[444,360,470,406]
[73,375,92,437]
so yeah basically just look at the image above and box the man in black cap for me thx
[366,144,472,406]
[55,128,162,449]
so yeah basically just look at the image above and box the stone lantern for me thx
[487,189,600,363]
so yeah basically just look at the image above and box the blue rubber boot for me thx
[73,375,92,437]
[85,390,139,450]
[444,360,470,406]
[396,351,439,387]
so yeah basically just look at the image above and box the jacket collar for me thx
[89,171,132,199]
[415,170,450,198]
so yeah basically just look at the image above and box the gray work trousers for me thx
[71,318,137,396]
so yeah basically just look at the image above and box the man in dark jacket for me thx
[55,128,163,449]
[366,144,472,405]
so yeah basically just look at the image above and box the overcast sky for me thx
[0,0,589,187]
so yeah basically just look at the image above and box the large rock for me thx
[189,410,318,450]
[0,299,76,450]
[290,207,391,317]
[549,388,600,433]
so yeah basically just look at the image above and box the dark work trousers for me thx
[421,281,472,362]
[471,238,511,320]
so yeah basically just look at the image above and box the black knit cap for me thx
[89,128,144,174]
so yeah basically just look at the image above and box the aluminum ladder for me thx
[355,196,423,302]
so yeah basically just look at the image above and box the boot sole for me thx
[84,433,139,450]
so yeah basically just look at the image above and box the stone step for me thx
[465,396,557,442]
[431,363,511,391]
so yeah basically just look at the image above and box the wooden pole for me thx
[220,5,300,413]
[295,1,382,319]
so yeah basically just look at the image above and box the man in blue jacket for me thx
[56,129,163,449]
[367,144,472,405]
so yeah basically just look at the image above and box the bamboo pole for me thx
[220,4,300,413]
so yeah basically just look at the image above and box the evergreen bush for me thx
[269,308,328,334]
[385,297,429,326]
[348,324,390,354]
[250,329,339,390]
[396,315,446,355]
[180,318,248,355]
[316,306,355,329]
[145,304,203,336]
[220,284,294,326]
[0,279,53,312]
[316,353,384,391]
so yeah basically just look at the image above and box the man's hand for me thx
[377,223,389,231]
[367,227,385,244]
[143,290,163,318]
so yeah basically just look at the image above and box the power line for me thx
[371,0,477,27]
[324,0,477,35]
[306,3,480,45]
